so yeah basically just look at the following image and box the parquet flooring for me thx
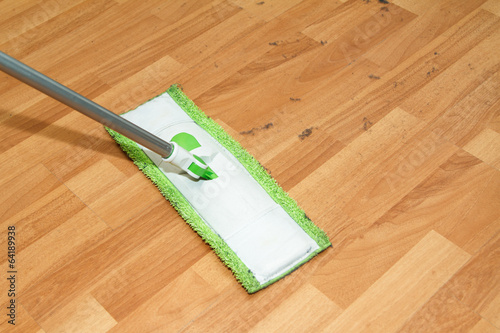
[1,0,499,332]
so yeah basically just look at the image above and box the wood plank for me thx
[433,152,500,253]
[90,217,211,322]
[320,9,500,145]
[289,108,458,228]
[0,1,116,65]
[40,294,117,333]
[0,0,88,44]
[191,252,236,292]
[64,159,128,206]
[310,149,500,308]
[182,248,330,332]
[230,0,305,22]
[89,172,164,229]
[446,231,500,327]
[1,0,499,331]
[428,71,500,147]
[303,0,414,45]
[365,0,489,69]
[469,318,500,333]
[19,200,205,323]
[0,73,110,155]
[0,163,60,223]
[152,0,224,23]
[482,0,500,16]
[0,0,43,23]
[169,10,263,69]
[400,26,500,123]
[249,283,343,332]
[0,302,43,332]
[17,209,109,290]
[397,285,482,332]
[40,115,130,182]
[94,55,187,113]
[195,3,415,134]
[463,128,500,170]
[324,230,470,332]
[107,269,218,332]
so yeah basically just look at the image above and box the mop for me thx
[0,51,330,293]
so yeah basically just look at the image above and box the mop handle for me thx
[0,51,173,158]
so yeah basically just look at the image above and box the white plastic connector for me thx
[163,142,205,179]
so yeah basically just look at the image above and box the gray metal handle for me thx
[0,51,172,158]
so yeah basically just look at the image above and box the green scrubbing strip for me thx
[106,85,331,293]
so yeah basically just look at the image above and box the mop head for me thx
[106,85,330,293]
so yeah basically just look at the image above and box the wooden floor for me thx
[1,0,499,331]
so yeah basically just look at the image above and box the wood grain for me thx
[446,231,500,327]
[324,230,470,332]
[1,0,499,331]
[398,285,483,332]
[464,128,500,170]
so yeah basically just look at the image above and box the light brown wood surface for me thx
[1,0,499,332]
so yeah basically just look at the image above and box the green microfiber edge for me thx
[106,84,331,293]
